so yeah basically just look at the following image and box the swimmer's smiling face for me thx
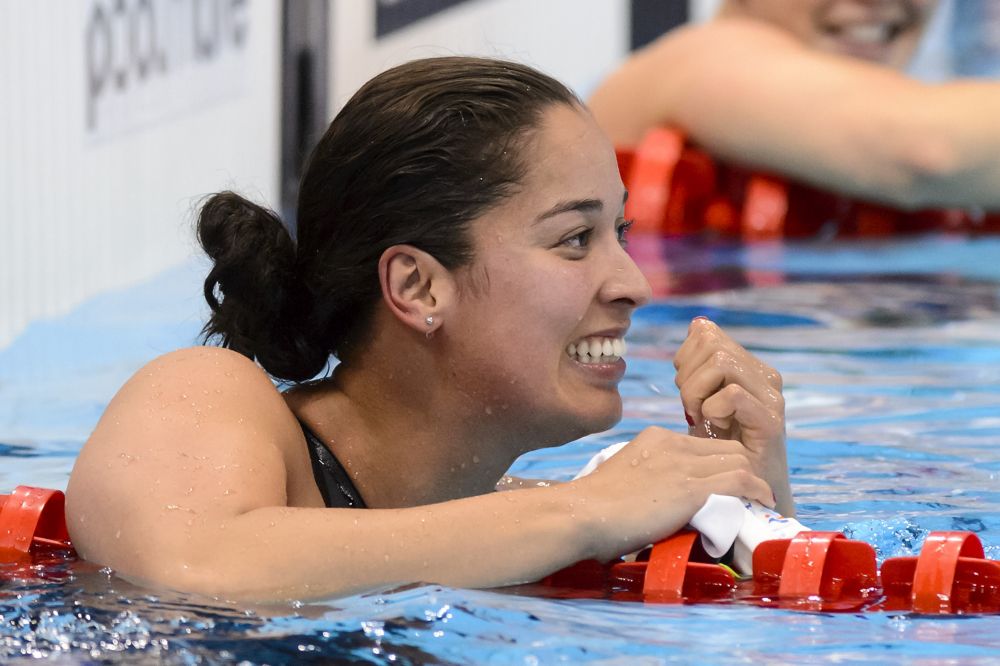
[727,0,938,68]
[446,104,651,447]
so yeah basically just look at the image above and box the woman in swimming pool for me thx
[66,57,792,601]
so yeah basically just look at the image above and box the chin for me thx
[530,409,620,449]
[527,393,624,447]
[573,403,623,438]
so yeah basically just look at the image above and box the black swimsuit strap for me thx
[301,422,367,509]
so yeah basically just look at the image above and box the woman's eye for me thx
[617,219,634,246]
[561,229,592,249]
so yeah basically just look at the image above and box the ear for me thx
[378,245,456,334]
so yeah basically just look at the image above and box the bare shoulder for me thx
[133,345,282,396]
[589,18,807,146]
[645,17,804,60]
[66,346,306,564]
[629,18,811,88]
[110,346,292,424]
[77,345,302,462]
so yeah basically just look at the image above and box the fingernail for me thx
[685,412,695,427]
[693,315,709,321]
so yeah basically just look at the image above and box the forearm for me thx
[897,81,1000,209]
[495,475,559,490]
[143,484,593,601]
[591,20,1000,210]
[672,74,1000,211]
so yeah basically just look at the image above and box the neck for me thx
[289,335,526,508]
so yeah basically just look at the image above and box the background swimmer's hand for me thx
[567,426,774,562]
[673,317,794,516]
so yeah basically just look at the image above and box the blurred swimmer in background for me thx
[590,0,1000,211]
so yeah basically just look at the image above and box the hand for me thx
[569,426,774,562]
[673,317,794,516]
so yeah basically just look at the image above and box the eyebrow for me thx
[533,191,629,224]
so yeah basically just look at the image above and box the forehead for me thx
[515,105,622,207]
[465,103,625,248]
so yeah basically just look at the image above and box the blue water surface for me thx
[4,236,1000,663]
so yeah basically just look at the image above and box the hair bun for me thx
[197,191,329,381]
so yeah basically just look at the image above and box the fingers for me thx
[575,427,777,559]
[701,468,775,508]
[682,451,758,479]
[678,356,783,433]
[669,320,787,511]
[674,318,782,392]
[700,384,784,439]
[630,426,747,457]
[674,319,782,430]
[627,428,760,479]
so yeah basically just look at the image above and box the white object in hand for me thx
[574,442,809,575]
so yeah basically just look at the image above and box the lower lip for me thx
[568,356,627,382]
[832,39,891,61]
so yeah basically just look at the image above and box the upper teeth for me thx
[840,24,891,44]
[567,337,626,364]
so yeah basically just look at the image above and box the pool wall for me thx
[0,0,638,350]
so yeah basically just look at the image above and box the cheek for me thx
[487,263,590,340]
[454,261,592,401]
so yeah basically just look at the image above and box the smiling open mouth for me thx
[815,0,920,47]
[566,336,626,364]
[820,21,906,45]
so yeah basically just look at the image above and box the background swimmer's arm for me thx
[65,348,773,602]
[588,18,1000,210]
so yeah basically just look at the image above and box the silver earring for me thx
[425,316,434,326]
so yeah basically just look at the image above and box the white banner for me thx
[0,0,279,349]
[85,0,251,140]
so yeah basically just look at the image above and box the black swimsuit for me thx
[302,422,367,508]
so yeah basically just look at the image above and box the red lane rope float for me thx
[638,530,736,602]
[541,529,1000,614]
[914,532,985,613]
[741,176,789,241]
[624,127,685,235]
[0,486,75,560]
[618,128,1000,240]
[593,530,740,602]
[881,531,1000,614]
[5,486,1000,614]
[752,531,880,611]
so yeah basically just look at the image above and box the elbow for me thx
[888,133,963,210]
[166,560,262,601]
[71,535,274,602]
[121,550,278,602]
[151,544,289,601]
[131,539,370,602]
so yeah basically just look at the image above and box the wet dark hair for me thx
[197,56,580,382]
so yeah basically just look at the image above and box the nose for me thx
[599,243,652,309]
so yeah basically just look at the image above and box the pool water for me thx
[4,236,1000,663]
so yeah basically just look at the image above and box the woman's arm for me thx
[66,347,774,601]
[589,18,1000,210]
